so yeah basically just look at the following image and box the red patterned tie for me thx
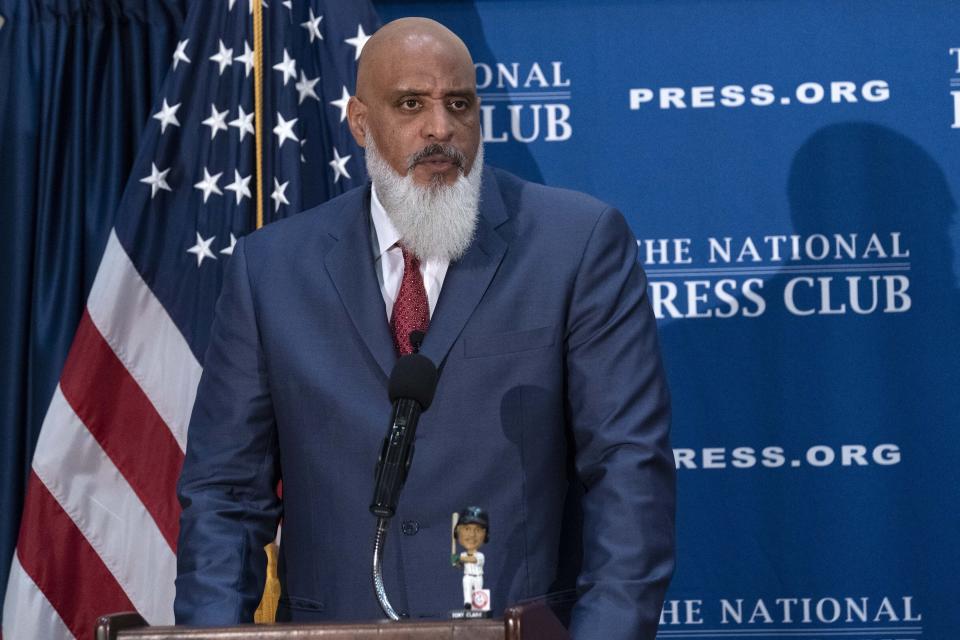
[390,245,430,356]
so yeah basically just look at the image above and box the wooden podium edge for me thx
[95,612,148,640]
[504,601,571,640]
[96,602,568,639]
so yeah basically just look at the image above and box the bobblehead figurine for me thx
[450,506,492,616]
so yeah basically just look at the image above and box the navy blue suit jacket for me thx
[175,167,675,639]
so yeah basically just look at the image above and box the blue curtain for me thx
[0,0,187,599]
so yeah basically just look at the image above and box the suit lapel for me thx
[324,187,396,379]
[421,168,509,368]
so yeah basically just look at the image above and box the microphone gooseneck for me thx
[372,517,401,620]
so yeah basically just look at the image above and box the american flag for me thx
[1,1,378,637]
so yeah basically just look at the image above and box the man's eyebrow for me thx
[391,87,477,98]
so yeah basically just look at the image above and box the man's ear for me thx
[347,96,367,147]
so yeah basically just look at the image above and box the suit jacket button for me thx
[401,520,419,535]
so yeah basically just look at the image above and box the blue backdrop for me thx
[374,2,958,638]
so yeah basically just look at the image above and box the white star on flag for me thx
[300,138,307,163]
[221,233,238,256]
[236,41,254,77]
[273,113,299,148]
[271,177,290,211]
[194,167,224,203]
[295,71,320,105]
[329,147,351,183]
[152,98,181,134]
[345,24,371,60]
[229,105,255,141]
[202,104,230,140]
[140,162,172,198]
[224,170,252,204]
[273,48,297,86]
[209,39,234,75]
[172,39,191,70]
[301,8,323,43]
[330,86,350,123]
[187,232,217,266]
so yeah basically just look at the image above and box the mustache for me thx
[407,144,467,171]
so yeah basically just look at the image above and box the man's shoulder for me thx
[486,166,612,224]
[241,184,368,254]
[485,166,622,251]
[488,166,608,209]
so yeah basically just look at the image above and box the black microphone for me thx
[409,330,425,354]
[370,351,438,519]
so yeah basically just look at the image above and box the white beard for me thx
[364,135,483,262]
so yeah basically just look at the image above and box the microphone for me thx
[370,351,438,519]
[409,330,425,354]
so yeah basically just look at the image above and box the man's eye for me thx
[449,99,469,111]
[400,99,420,110]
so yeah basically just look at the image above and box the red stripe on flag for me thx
[59,310,184,551]
[17,471,137,640]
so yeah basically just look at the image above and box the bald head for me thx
[356,18,474,100]
[346,17,482,187]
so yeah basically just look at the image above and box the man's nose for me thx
[421,102,454,141]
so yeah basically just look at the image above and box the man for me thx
[175,17,674,640]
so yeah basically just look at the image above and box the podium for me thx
[95,602,570,640]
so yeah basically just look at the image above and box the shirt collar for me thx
[370,182,400,259]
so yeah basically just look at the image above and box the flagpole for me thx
[252,0,265,230]
[250,0,278,622]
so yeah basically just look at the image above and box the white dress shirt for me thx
[370,184,449,320]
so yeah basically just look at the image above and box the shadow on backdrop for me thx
[660,122,959,609]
